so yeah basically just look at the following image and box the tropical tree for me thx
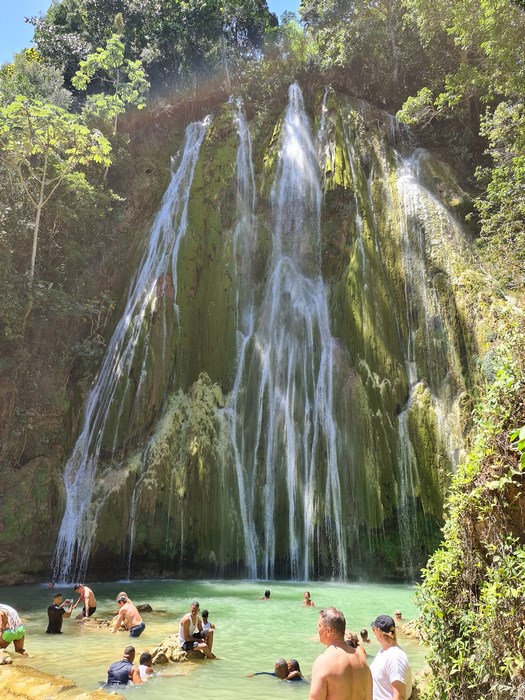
[0,49,72,109]
[72,29,149,138]
[0,96,112,286]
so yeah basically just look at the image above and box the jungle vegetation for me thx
[1,2,524,697]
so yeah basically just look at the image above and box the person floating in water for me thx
[287,658,306,681]
[251,658,289,679]
[360,629,371,645]
[46,592,73,634]
[303,591,315,606]
[258,589,271,600]
[0,604,28,656]
[113,594,145,637]
[72,583,97,619]
[138,651,189,682]
[105,645,142,687]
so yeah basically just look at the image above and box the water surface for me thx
[3,580,424,698]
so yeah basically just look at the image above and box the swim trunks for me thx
[181,640,199,651]
[129,621,146,638]
[82,606,96,618]
[2,625,25,643]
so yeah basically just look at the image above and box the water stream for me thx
[53,119,210,583]
[227,85,347,581]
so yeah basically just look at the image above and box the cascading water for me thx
[47,86,475,583]
[52,118,210,583]
[227,84,347,580]
[393,150,468,576]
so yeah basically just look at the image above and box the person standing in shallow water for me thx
[113,595,145,637]
[309,607,372,700]
[303,591,315,606]
[72,583,96,619]
[46,593,73,633]
[370,615,412,700]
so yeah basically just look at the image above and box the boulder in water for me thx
[150,634,205,663]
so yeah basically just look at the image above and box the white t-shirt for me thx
[370,645,412,700]
[138,664,152,681]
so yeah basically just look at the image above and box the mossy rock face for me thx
[0,86,483,581]
[0,455,64,581]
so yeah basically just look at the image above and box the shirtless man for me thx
[178,600,215,658]
[113,594,146,637]
[309,607,372,700]
[72,583,97,620]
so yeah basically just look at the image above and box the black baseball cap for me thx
[370,615,395,632]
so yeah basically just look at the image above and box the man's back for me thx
[310,643,372,700]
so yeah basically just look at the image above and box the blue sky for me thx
[0,1,300,65]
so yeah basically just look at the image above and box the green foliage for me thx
[0,49,72,109]
[33,0,278,91]
[417,327,525,699]
[0,96,112,284]
[474,101,525,289]
[72,31,149,136]
[300,0,431,108]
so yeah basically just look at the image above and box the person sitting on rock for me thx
[105,645,142,686]
[178,600,215,658]
[113,594,146,638]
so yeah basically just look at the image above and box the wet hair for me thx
[264,590,271,598]
[288,658,301,673]
[304,591,310,597]
[274,658,288,678]
[360,628,369,640]
[201,609,209,618]
[346,632,359,648]
[73,583,83,591]
[123,646,135,659]
[319,607,346,637]
[139,652,152,665]
[117,595,128,604]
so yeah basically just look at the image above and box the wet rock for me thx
[137,603,153,612]
[150,634,204,664]
[1,650,12,664]
[0,664,124,699]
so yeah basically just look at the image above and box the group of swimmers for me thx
[1,586,412,699]
[255,591,412,700]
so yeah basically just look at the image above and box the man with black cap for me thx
[178,600,215,658]
[46,593,73,634]
[369,615,412,700]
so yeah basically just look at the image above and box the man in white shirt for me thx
[370,615,412,700]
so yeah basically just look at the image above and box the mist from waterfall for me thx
[52,119,210,583]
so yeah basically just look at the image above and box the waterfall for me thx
[393,149,468,576]
[228,84,347,580]
[52,118,210,583]
[226,101,259,577]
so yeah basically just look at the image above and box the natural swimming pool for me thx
[2,579,425,699]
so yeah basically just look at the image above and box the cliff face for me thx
[0,86,481,583]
